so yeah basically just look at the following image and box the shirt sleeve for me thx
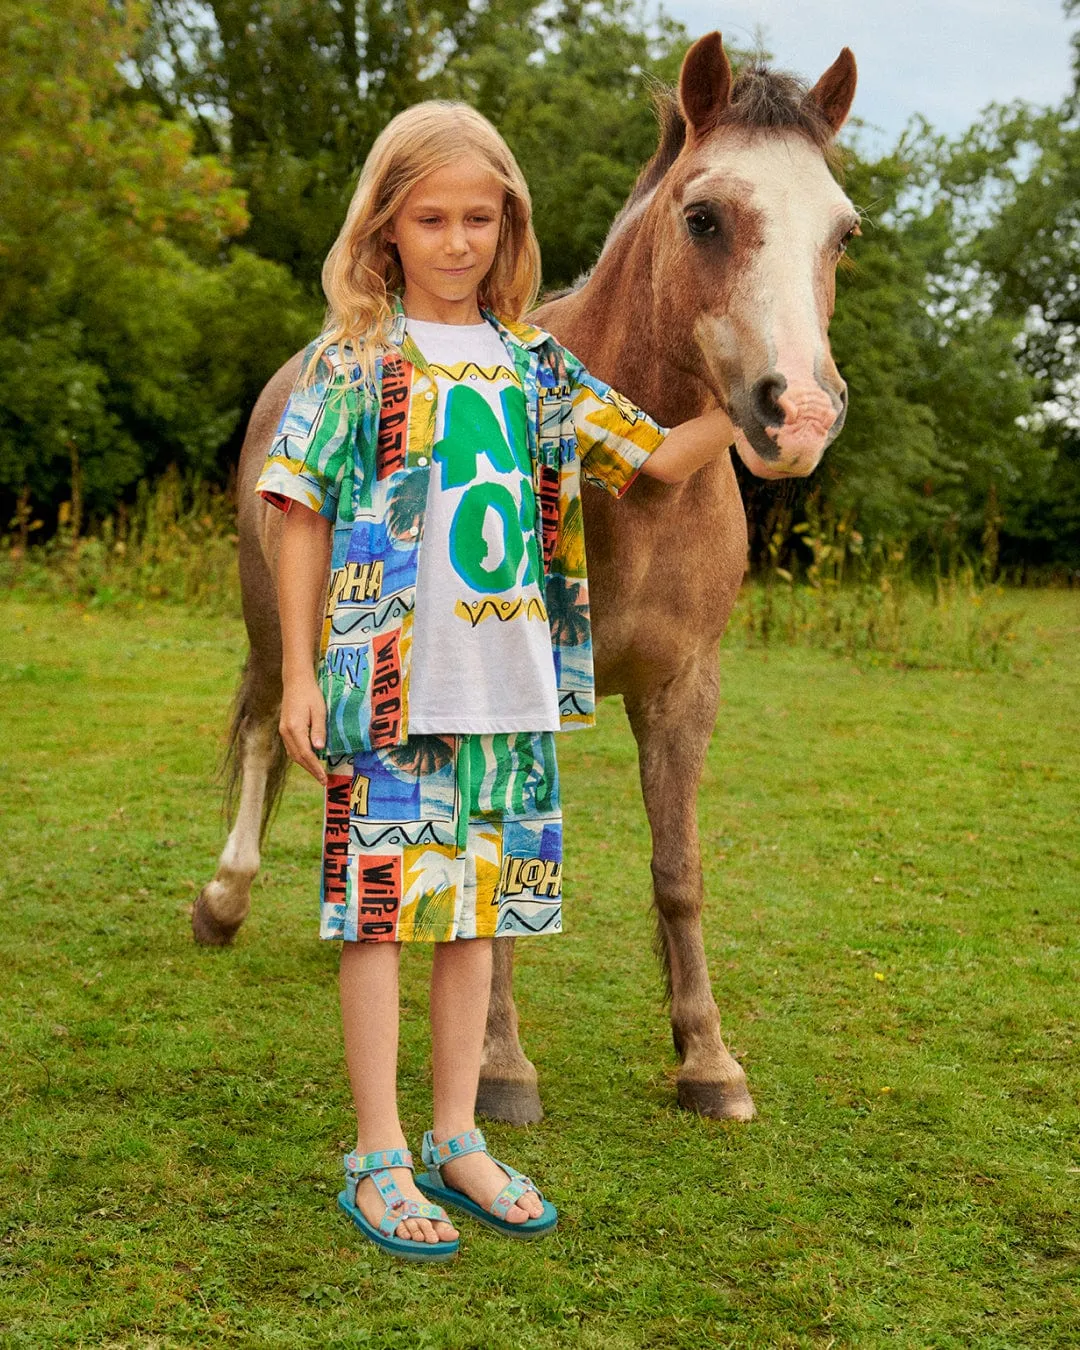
[255,343,359,518]
[564,348,668,498]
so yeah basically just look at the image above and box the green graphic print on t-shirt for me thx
[432,382,543,598]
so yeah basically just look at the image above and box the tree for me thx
[0,0,313,527]
[135,0,697,289]
[931,0,1080,570]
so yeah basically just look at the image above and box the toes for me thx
[507,1190,543,1222]
[435,1219,459,1242]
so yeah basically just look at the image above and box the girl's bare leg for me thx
[430,937,542,1222]
[340,940,458,1243]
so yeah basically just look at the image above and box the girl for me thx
[256,101,735,1261]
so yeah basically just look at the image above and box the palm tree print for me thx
[381,734,455,778]
[386,469,428,540]
[546,574,590,647]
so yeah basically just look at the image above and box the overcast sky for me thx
[665,0,1075,151]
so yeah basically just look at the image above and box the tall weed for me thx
[1,467,240,614]
[4,473,1026,668]
[737,502,1024,670]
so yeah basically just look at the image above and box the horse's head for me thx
[648,33,858,479]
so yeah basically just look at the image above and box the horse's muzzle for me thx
[730,376,847,478]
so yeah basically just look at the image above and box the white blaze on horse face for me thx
[688,134,857,478]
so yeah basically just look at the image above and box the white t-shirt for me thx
[406,319,560,734]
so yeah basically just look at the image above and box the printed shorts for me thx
[321,732,563,942]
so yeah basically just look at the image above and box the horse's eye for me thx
[838,223,861,255]
[685,207,718,238]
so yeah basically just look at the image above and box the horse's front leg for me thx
[626,662,756,1120]
[475,937,544,1125]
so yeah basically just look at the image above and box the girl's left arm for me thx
[637,407,737,484]
[564,349,735,495]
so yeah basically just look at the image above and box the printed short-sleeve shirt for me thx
[255,302,667,756]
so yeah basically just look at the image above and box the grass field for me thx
[1,592,1078,1348]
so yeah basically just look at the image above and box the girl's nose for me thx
[445,225,468,254]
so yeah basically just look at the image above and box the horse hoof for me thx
[677,1077,757,1121]
[475,1076,544,1126]
[191,890,244,947]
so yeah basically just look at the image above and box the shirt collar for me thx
[387,294,552,354]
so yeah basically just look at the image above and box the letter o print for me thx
[518,858,545,889]
[449,482,524,594]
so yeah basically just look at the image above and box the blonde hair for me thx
[307,101,542,388]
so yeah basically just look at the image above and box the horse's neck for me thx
[537,215,714,428]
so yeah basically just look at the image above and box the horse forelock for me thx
[720,65,836,151]
[624,66,840,215]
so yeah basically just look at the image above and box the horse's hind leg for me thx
[626,661,756,1121]
[192,647,287,946]
[476,937,544,1125]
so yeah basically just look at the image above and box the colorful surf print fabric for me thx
[321,732,563,942]
[255,302,667,756]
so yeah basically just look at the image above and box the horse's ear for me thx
[807,48,857,135]
[678,31,732,141]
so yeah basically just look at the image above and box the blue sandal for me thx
[337,1147,460,1262]
[416,1128,558,1239]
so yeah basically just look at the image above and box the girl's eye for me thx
[684,206,719,238]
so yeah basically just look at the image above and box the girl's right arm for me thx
[278,503,332,785]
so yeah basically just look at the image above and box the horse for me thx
[192,31,858,1124]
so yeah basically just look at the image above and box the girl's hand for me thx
[280,677,328,785]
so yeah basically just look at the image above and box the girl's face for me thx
[385,156,505,322]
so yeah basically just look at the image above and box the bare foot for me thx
[438,1148,544,1224]
[353,1165,459,1245]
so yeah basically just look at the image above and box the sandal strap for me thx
[489,1170,539,1217]
[421,1128,487,1169]
[371,1188,450,1238]
[342,1149,451,1237]
[344,1147,413,1177]
[421,1129,543,1217]
[343,1148,415,1218]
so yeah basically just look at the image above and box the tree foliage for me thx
[0,0,313,527]
[3,0,1077,572]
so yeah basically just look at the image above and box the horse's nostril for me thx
[750,375,786,427]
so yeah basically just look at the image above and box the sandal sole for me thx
[337,1192,459,1262]
[416,1178,557,1239]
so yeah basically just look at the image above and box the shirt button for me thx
[407,525,419,537]
[424,391,434,401]
[417,456,428,466]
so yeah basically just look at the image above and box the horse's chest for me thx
[583,463,747,679]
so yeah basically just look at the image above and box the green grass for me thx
[1,593,1077,1348]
